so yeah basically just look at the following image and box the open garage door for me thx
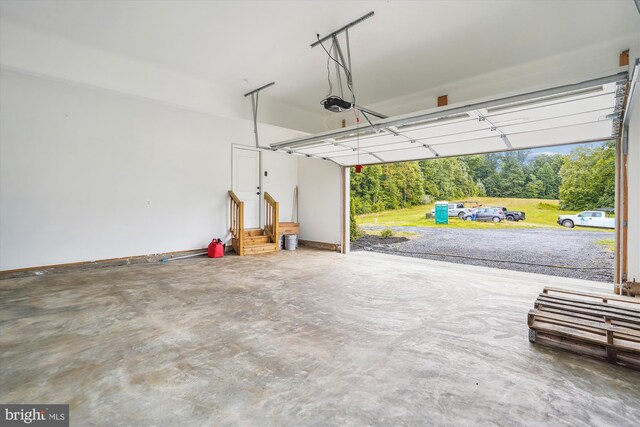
[271,70,636,293]
[270,73,627,166]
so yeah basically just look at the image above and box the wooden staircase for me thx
[229,190,279,256]
[242,229,277,255]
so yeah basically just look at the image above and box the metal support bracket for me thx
[423,144,440,157]
[244,82,275,148]
[469,110,513,148]
[369,152,385,162]
[311,11,374,48]
[332,36,345,100]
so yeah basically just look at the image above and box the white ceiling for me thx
[1,0,639,119]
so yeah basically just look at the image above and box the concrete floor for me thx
[1,249,639,426]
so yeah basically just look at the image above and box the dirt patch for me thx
[352,234,409,250]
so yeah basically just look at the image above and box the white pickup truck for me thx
[557,210,615,229]
[429,202,471,219]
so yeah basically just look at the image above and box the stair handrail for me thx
[264,192,279,248]
[228,190,244,255]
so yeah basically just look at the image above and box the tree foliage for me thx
[349,195,362,240]
[559,142,615,210]
[419,158,478,200]
[350,143,613,215]
[351,162,425,213]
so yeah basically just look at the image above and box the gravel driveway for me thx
[352,226,615,283]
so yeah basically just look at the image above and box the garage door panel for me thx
[366,141,422,153]
[401,118,487,140]
[499,109,614,134]
[488,93,616,126]
[309,140,418,156]
[326,153,381,165]
[270,74,624,164]
[486,88,615,116]
[372,147,437,163]
[410,128,497,145]
[295,144,351,155]
[341,133,411,149]
[433,136,506,157]
[507,121,614,148]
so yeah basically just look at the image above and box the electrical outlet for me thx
[146,200,151,206]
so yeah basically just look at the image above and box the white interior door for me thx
[233,147,261,229]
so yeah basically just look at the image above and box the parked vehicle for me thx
[497,207,526,222]
[429,202,471,219]
[463,207,505,222]
[557,210,615,229]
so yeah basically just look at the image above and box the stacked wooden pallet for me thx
[528,287,640,370]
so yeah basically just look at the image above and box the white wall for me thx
[262,150,298,223]
[0,20,326,134]
[0,69,302,270]
[343,168,350,254]
[0,20,242,123]
[296,157,342,245]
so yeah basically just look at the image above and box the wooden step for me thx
[244,229,265,237]
[243,243,277,255]
[245,235,271,245]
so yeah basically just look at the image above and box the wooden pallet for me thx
[528,287,640,370]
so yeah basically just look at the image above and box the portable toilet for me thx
[434,201,449,225]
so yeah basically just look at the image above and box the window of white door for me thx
[232,147,261,229]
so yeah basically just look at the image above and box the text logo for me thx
[1,405,68,427]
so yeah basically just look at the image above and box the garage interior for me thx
[3,251,639,425]
[1,1,640,425]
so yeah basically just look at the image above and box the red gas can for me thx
[207,239,225,258]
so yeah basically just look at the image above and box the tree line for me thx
[350,142,615,214]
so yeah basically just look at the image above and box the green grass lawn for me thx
[595,238,615,251]
[357,197,613,231]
